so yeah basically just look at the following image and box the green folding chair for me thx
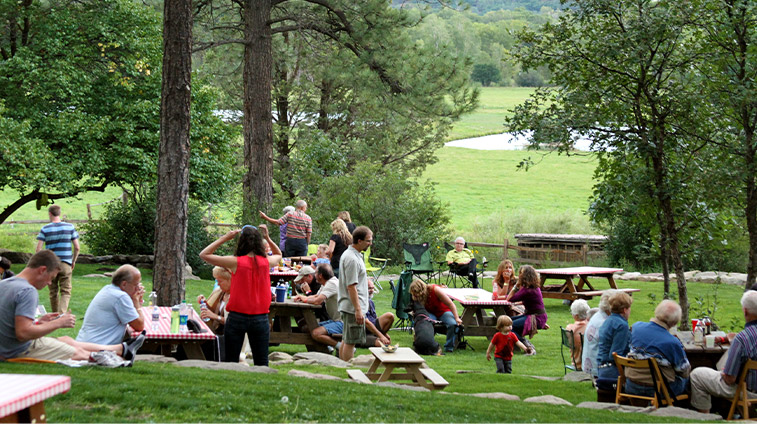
[391,270,414,331]
[403,242,438,283]
[363,246,388,290]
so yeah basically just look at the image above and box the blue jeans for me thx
[427,311,457,351]
[284,238,307,257]
[625,376,688,398]
[512,314,527,343]
[225,311,269,366]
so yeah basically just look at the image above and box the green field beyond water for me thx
[447,86,536,141]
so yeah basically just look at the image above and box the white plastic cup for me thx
[705,335,716,348]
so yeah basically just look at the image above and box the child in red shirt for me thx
[486,315,532,373]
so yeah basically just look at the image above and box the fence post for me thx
[86,204,92,220]
[582,244,588,265]
[503,238,509,260]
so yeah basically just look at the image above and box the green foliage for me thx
[81,187,215,279]
[471,63,501,86]
[514,69,545,87]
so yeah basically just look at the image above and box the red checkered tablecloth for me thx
[128,306,216,340]
[0,374,70,418]
[535,266,623,275]
[440,288,512,307]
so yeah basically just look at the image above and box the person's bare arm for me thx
[71,239,80,270]
[722,372,737,385]
[259,225,283,267]
[199,230,241,272]
[258,211,280,225]
[326,240,335,258]
[127,285,145,331]
[365,319,390,345]
[435,286,462,325]
[35,240,44,253]
[486,341,495,361]
[15,314,75,342]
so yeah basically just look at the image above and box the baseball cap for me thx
[293,265,315,283]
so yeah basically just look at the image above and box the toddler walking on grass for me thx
[486,315,532,373]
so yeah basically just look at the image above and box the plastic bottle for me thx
[199,299,211,322]
[703,316,712,335]
[694,320,705,344]
[179,300,189,333]
[148,291,157,307]
[170,305,180,334]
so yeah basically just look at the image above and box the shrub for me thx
[82,186,215,279]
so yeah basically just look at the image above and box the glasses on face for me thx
[455,242,464,245]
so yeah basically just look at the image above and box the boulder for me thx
[468,392,520,401]
[0,249,32,264]
[616,272,641,281]
[693,271,719,283]
[174,359,277,373]
[269,352,294,362]
[649,406,723,420]
[184,264,200,280]
[350,354,375,368]
[576,401,653,413]
[287,369,344,381]
[720,273,747,286]
[292,352,351,368]
[135,354,177,363]
[375,381,430,392]
[523,395,572,406]
[530,376,561,381]
[293,359,320,366]
[563,371,592,382]
[81,274,109,279]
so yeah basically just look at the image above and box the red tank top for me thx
[226,255,271,315]
[425,284,451,316]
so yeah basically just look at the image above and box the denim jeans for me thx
[284,238,307,257]
[427,311,457,351]
[225,311,269,366]
[495,358,512,373]
[511,314,527,343]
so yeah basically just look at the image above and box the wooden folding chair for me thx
[727,359,757,420]
[613,352,688,408]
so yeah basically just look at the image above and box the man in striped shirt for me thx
[260,199,312,257]
[36,205,80,313]
[690,290,757,414]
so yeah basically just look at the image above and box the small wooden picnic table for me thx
[352,347,448,390]
[536,266,639,301]
[440,288,514,339]
[128,306,218,360]
[0,374,70,423]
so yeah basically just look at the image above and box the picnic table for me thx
[0,374,70,423]
[440,288,514,339]
[128,306,218,360]
[268,299,328,353]
[675,330,729,370]
[347,347,448,390]
[535,266,639,301]
[270,268,299,284]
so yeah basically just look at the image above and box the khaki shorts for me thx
[22,337,77,361]
[341,312,366,345]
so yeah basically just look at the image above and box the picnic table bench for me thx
[536,266,639,301]
[0,374,70,423]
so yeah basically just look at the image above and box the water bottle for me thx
[149,291,157,307]
[151,305,160,332]
[179,300,189,333]
[199,299,211,322]
[170,305,180,334]
[694,320,705,344]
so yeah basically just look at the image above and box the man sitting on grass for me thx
[0,250,144,364]
[76,264,145,345]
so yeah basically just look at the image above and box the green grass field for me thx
[447,86,536,141]
[0,264,739,422]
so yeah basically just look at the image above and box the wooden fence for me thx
[465,239,605,267]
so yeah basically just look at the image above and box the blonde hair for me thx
[496,315,513,331]
[409,279,429,304]
[494,260,514,289]
[337,211,352,223]
[212,266,231,282]
[317,244,328,255]
[518,265,540,289]
[330,218,353,245]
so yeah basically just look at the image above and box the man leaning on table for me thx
[0,250,144,363]
[690,290,757,414]
[77,264,145,345]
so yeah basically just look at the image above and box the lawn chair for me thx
[613,352,688,408]
[307,244,318,256]
[727,359,757,420]
[441,241,483,288]
[363,246,388,291]
[560,326,583,375]
[403,242,437,283]
[391,271,414,331]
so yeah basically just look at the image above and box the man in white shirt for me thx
[293,264,341,352]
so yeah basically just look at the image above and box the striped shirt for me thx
[724,320,757,392]
[37,222,79,265]
[277,210,312,240]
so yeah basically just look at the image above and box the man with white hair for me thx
[583,289,618,379]
[445,237,479,288]
[624,300,690,397]
[259,200,312,257]
[690,291,757,413]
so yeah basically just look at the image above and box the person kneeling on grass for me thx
[0,250,144,364]
[486,315,532,374]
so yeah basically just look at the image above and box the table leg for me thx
[408,365,433,390]
[607,275,618,289]
[460,308,477,326]
[377,363,397,382]
[367,358,381,374]
[577,275,595,291]
[564,277,578,295]
[182,342,206,360]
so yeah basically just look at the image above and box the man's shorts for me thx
[319,320,344,336]
[341,312,366,345]
[21,337,76,361]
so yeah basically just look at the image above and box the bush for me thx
[82,187,215,279]
[515,70,545,87]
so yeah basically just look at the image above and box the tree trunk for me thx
[153,0,192,306]
[242,0,274,220]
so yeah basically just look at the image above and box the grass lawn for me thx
[447,87,536,141]
[0,263,740,422]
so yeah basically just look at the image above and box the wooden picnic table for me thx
[0,374,70,423]
[535,266,639,301]
[270,268,299,284]
[268,299,328,353]
[675,330,729,370]
[349,347,448,390]
[440,288,514,339]
[128,306,218,360]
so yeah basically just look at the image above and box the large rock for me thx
[530,376,561,381]
[269,352,294,362]
[292,352,351,368]
[649,406,722,420]
[563,371,592,382]
[720,273,747,286]
[616,272,641,281]
[375,381,430,392]
[693,271,719,283]
[523,395,572,406]
[0,249,32,264]
[135,354,177,363]
[576,401,653,413]
[174,359,277,373]
[82,274,110,279]
[350,354,375,368]
[287,369,344,381]
[184,264,200,280]
[468,392,520,401]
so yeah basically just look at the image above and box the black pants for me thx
[225,311,269,366]
[284,238,307,257]
[451,259,479,288]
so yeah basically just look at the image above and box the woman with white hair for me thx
[566,299,590,371]
[582,289,618,379]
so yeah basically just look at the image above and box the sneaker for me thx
[123,331,146,363]
[90,350,125,368]
[327,346,335,354]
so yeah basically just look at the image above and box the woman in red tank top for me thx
[200,225,282,365]
[408,279,462,352]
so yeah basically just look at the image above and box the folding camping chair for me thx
[391,271,414,331]
[441,241,484,288]
[403,242,438,283]
[363,246,389,290]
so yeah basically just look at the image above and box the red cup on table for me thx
[691,319,699,329]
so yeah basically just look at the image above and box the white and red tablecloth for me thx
[440,288,512,307]
[535,266,623,276]
[0,374,70,418]
[128,306,216,340]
